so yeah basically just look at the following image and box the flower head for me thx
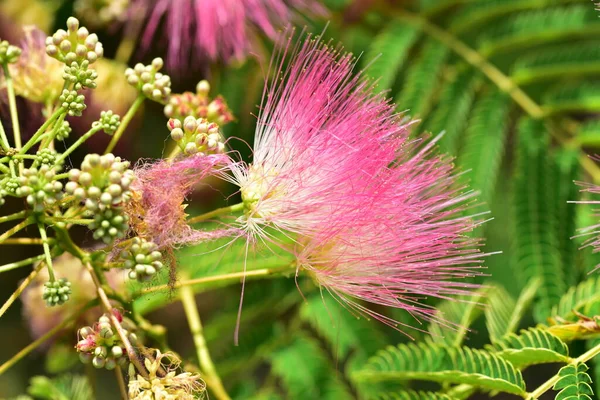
[128,349,206,400]
[225,33,486,329]
[127,154,236,248]
[136,0,326,72]
[6,27,63,104]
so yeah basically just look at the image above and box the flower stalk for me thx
[105,95,144,154]
[2,64,21,149]
[187,202,244,224]
[180,280,231,400]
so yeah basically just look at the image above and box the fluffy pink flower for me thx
[128,154,236,248]
[137,0,326,72]
[225,33,485,329]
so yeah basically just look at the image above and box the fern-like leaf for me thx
[552,275,600,320]
[394,41,448,118]
[364,24,419,92]
[354,343,526,395]
[458,90,510,205]
[553,362,594,400]
[513,118,566,322]
[512,43,600,85]
[428,289,486,347]
[478,5,600,57]
[424,68,479,156]
[300,294,386,358]
[26,375,92,400]
[486,278,541,343]
[490,327,569,368]
[376,390,456,400]
[543,83,600,116]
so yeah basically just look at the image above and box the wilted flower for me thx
[21,253,125,340]
[127,154,236,248]
[128,349,206,400]
[225,33,485,328]
[136,0,326,72]
[5,27,63,104]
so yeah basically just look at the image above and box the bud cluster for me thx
[125,58,171,103]
[164,80,234,125]
[15,165,63,212]
[35,148,61,167]
[120,238,164,281]
[45,17,103,90]
[76,310,138,370]
[93,110,120,135]
[66,154,133,243]
[167,117,225,156]
[42,278,72,306]
[0,40,21,64]
[59,89,87,116]
[56,121,72,141]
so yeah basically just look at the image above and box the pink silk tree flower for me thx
[127,154,236,248]
[137,0,326,72]
[224,32,486,330]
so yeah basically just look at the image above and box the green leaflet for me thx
[551,275,600,320]
[26,375,92,400]
[486,278,541,343]
[375,390,457,400]
[299,294,386,359]
[354,343,526,395]
[578,119,600,147]
[542,83,600,116]
[269,335,353,400]
[553,362,594,400]
[490,327,569,368]
[450,0,582,34]
[458,90,510,205]
[130,232,295,314]
[423,68,479,156]
[394,41,448,118]
[427,289,486,347]
[512,42,600,85]
[363,24,420,92]
[512,118,566,322]
[478,5,600,57]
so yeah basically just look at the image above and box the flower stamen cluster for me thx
[128,350,205,400]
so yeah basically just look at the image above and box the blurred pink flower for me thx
[129,154,237,248]
[137,0,326,72]
[225,33,486,329]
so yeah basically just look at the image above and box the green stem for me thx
[0,210,27,224]
[0,260,45,318]
[56,126,103,164]
[114,365,128,400]
[0,218,31,243]
[37,223,55,281]
[0,162,9,173]
[527,342,600,399]
[180,281,231,400]
[2,64,21,149]
[0,237,50,245]
[140,264,296,295]
[105,95,144,154]
[0,115,9,151]
[84,261,149,378]
[0,301,92,376]
[20,107,65,154]
[187,203,244,224]
[0,253,46,273]
[41,112,66,149]
[48,217,94,225]
[166,145,181,160]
